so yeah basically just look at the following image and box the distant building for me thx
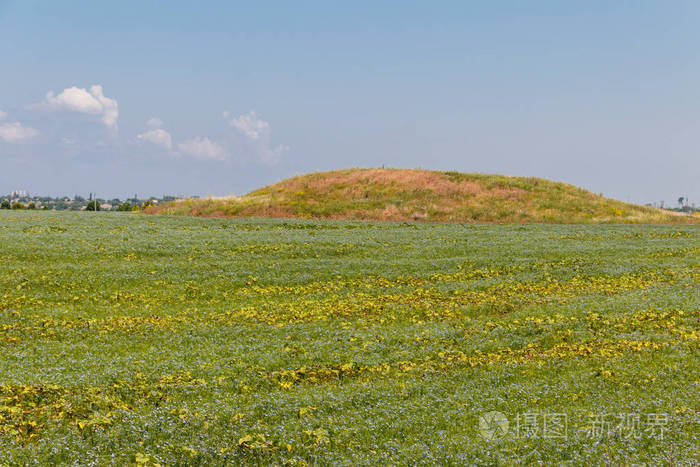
[10,190,29,198]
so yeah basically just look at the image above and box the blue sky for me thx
[1,1,699,204]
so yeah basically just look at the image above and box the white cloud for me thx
[177,136,226,161]
[0,110,7,120]
[227,110,270,140]
[138,128,173,151]
[0,122,39,143]
[138,118,225,161]
[224,110,288,165]
[146,117,163,128]
[39,85,119,131]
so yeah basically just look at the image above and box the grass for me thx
[0,210,698,464]
[146,168,699,224]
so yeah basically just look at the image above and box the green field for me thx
[0,211,698,464]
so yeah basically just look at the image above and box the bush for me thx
[11,202,25,210]
[28,202,36,210]
[0,200,10,209]
[117,203,132,212]
[85,200,100,211]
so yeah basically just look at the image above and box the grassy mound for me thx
[147,168,698,223]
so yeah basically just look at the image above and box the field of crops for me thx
[0,211,698,464]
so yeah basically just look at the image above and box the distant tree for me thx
[0,200,10,209]
[11,202,25,210]
[27,202,36,210]
[678,197,685,208]
[85,200,100,211]
[117,202,132,212]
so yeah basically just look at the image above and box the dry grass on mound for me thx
[146,168,699,224]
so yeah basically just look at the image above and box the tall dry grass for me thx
[146,168,699,224]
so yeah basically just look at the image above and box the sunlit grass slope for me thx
[147,168,698,223]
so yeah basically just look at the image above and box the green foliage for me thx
[11,202,24,210]
[1,195,179,212]
[27,202,36,210]
[0,200,10,209]
[0,211,698,464]
[85,200,100,211]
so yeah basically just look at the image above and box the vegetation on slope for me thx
[146,168,698,223]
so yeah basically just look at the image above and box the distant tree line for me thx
[0,193,180,211]
[646,197,699,214]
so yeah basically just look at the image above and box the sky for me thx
[1,1,699,205]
